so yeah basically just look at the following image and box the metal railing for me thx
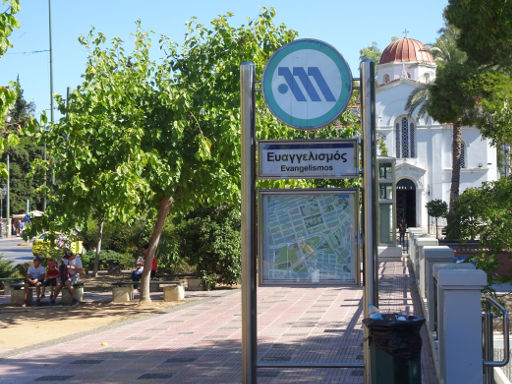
[483,296,510,384]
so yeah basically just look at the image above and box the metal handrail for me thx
[483,296,510,368]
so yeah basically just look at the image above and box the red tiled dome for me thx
[379,37,434,64]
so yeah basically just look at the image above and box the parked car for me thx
[32,232,84,256]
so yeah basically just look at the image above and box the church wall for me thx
[376,73,498,230]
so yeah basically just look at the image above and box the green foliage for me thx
[0,253,14,278]
[81,250,132,272]
[466,71,512,147]
[0,1,21,178]
[0,0,19,57]
[426,199,448,218]
[359,41,381,63]
[30,242,65,265]
[3,136,45,213]
[445,0,512,70]
[427,63,477,126]
[446,177,512,282]
[445,1,512,150]
[158,206,241,289]
[80,214,153,255]
[1,85,44,214]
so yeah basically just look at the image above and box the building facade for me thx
[375,37,498,230]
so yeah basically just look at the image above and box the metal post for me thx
[6,154,10,238]
[361,59,379,310]
[0,191,3,238]
[361,59,379,384]
[483,305,494,384]
[240,62,257,384]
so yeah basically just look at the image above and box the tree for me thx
[446,177,512,283]
[446,1,512,178]
[33,9,300,300]
[3,84,44,214]
[0,0,21,179]
[359,42,381,63]
[405,24,473,212]
[426,199,447,239]
[445,0,512,71]
[29,28,154,276]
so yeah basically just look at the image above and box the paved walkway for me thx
[0,258,437,383]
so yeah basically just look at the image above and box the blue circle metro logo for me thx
[262,39,353,130]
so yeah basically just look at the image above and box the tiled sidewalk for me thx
[0,258,436,384]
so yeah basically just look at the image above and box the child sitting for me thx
[42,261,59,304]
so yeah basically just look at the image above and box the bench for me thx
[0,277,24,295]
[9,281,84,306]
[111,280,184,303]
[61,282,85,305]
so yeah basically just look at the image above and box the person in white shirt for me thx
[53,249,83,306]
[24,256,46,307]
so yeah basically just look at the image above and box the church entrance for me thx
[396,179,416,228]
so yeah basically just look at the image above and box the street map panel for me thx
[261,192,355,284]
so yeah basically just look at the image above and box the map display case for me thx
[258,189,359,285]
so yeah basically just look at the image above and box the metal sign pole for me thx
[361,59,379,383]
[240,62,257,384]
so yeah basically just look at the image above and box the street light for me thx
[0,187,6,238]
[4,115,10,238]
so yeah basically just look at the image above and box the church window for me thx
[395,123,400,158]
[460,141,466,168]
[410,123,416,157]
[395,117,416,158]
[384,74,390,83]
[401,118,409,157]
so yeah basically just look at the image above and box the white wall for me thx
[376,68,498,229]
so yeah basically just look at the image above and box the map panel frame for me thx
[258,188,359,286]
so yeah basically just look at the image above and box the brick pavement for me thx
[0,258,437,383]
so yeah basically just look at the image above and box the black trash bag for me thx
[363,314,425,359]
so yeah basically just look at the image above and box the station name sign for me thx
[258,139,359,179]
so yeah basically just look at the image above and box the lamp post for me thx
[4,115,10,238]
[0,188,6,238]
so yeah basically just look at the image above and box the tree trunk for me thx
[435,217,439,240]
[93,217,105,277]
[449,123,462,213]
[139,196,174,302]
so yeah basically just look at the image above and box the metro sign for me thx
[262,39,353,130]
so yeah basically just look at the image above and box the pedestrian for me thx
[52,249,83,306]
[399,218,407,246]
[41,261,59,301]
[151,248,157,278]
[23,256,46,307]
[131,243,148,289]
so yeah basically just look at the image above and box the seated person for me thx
[41,261,59,301]
[24,256,46,307]
[52,249,83,306]
[132,243,148,289]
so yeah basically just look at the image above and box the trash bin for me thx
[363,314,425,384]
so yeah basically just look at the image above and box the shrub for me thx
[175,206,241,290]
[0,254,15,278]
[446,177,512,283]
[81,250,133,272]
[80,215,153,257]
[426,199,448,239]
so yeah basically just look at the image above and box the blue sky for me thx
[0,0,448,116]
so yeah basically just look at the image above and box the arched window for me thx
[395,116,416,158]
[384,74,390,83]
[460,141,466,168]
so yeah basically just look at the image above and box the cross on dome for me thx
[402,28,409,38]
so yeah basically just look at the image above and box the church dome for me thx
[379,37,434,65]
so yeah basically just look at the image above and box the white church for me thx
[375,36,498,230]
